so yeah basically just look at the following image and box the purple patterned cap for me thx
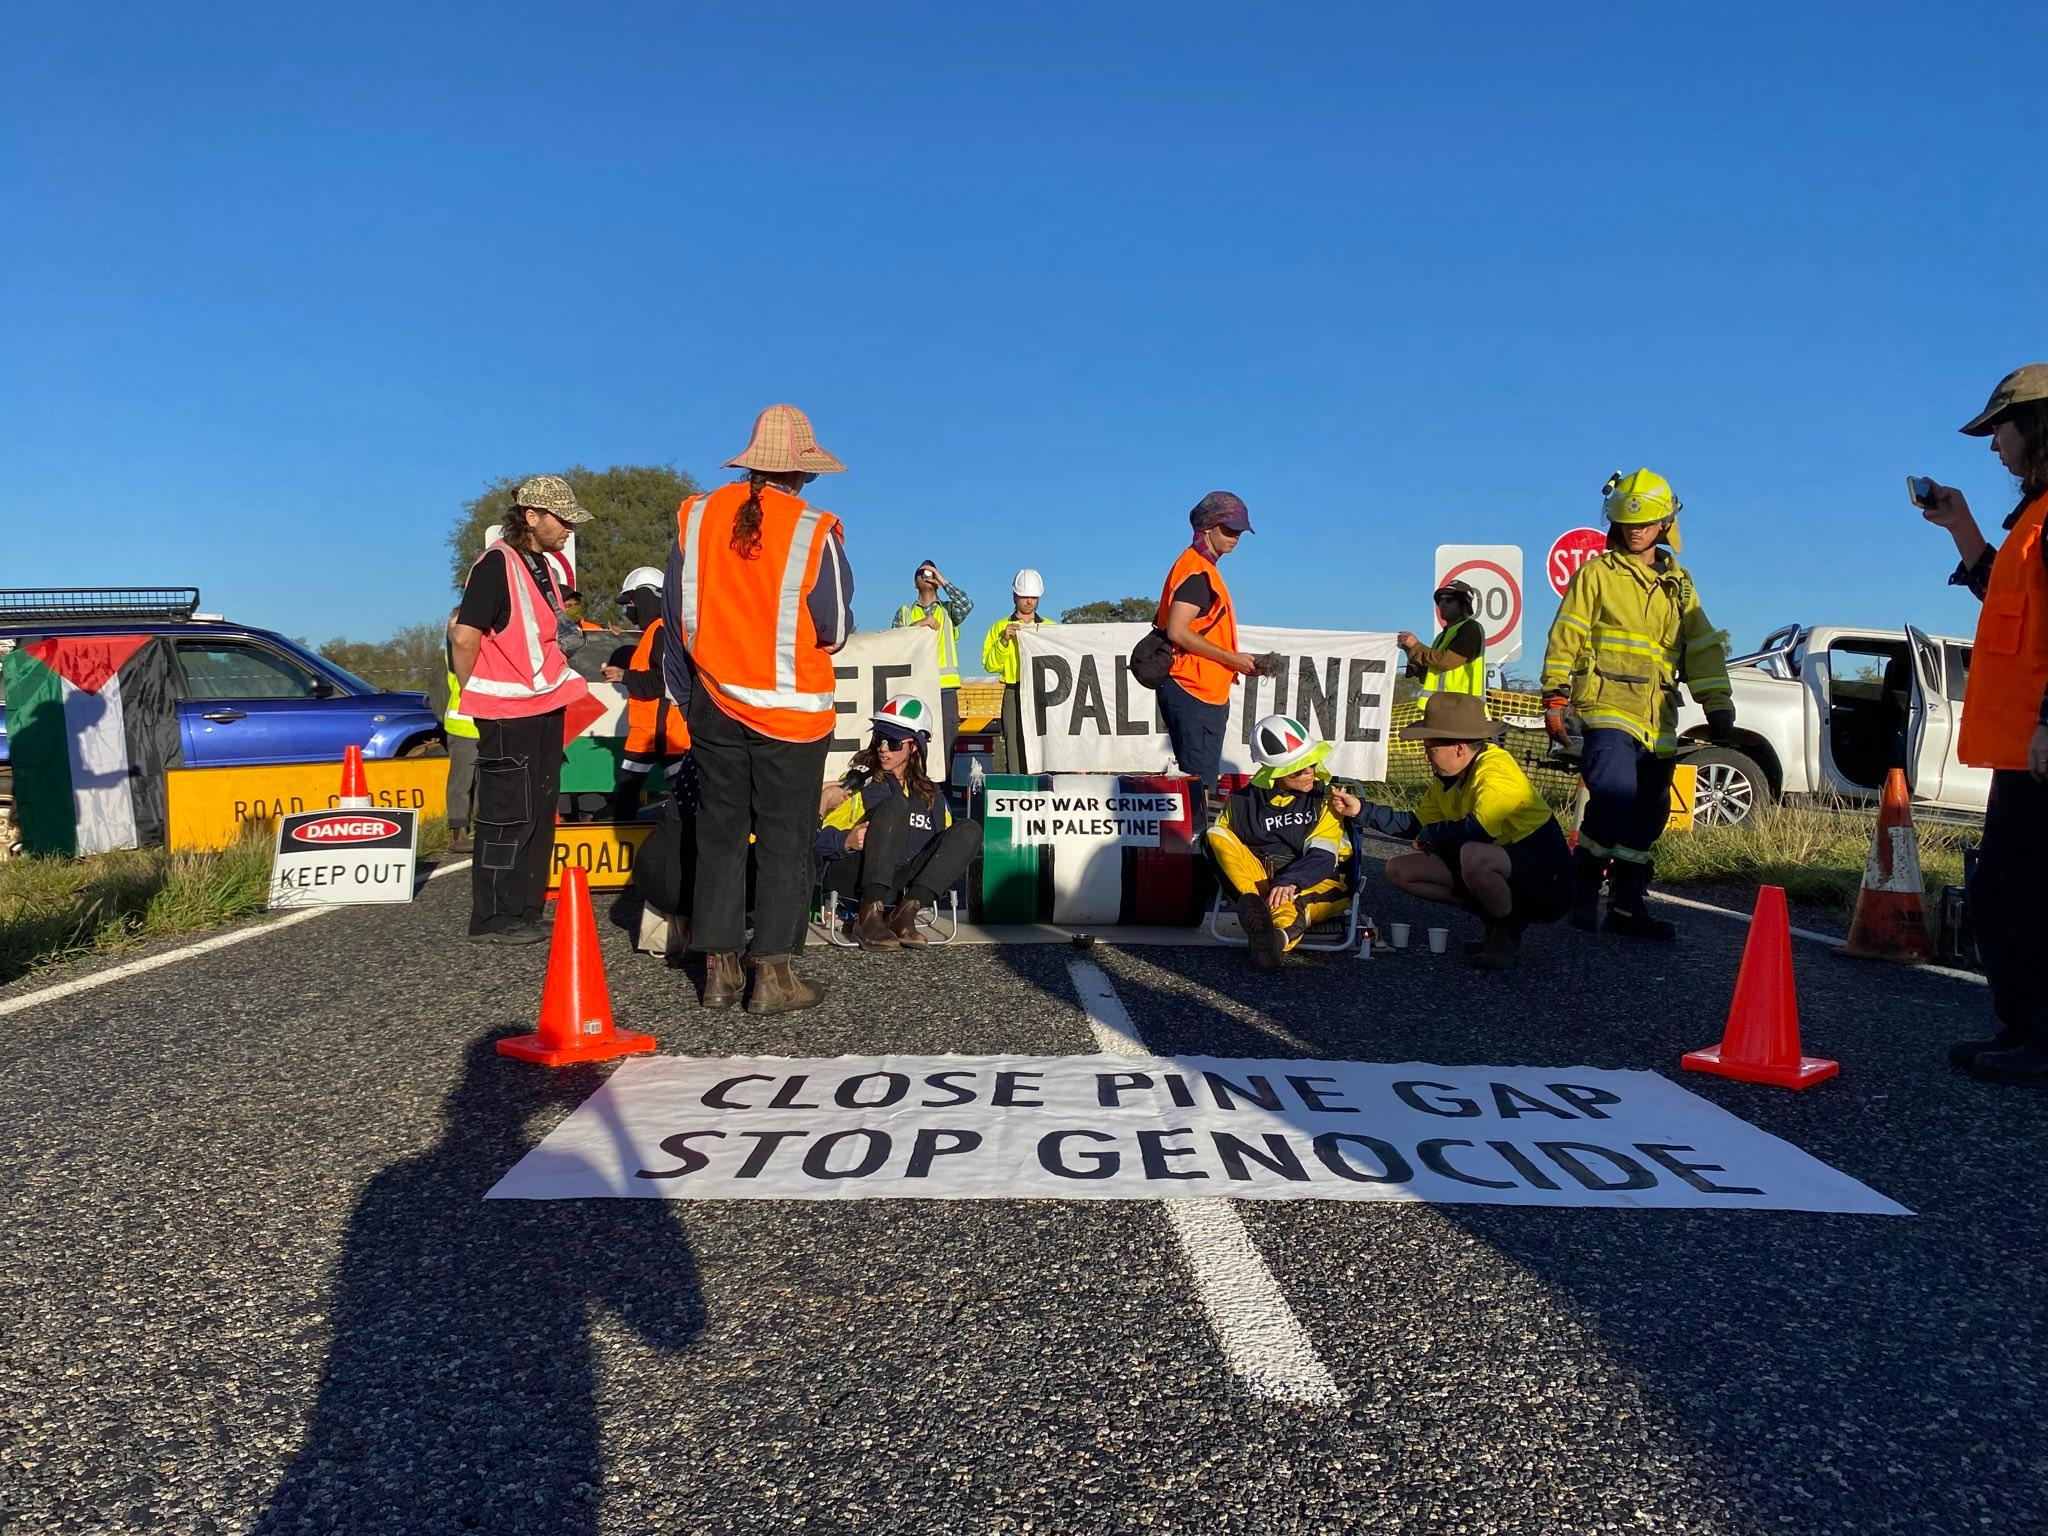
[1189,491,1254,533]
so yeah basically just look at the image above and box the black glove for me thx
[1705,709,1736,745]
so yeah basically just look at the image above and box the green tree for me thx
[447,464,703,625]
[318,623,449,712]
[1059,596,1154,624]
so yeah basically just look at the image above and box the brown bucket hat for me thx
[1960,364,2048,436]
[725,404,847,474]
[1398,692,1505,743]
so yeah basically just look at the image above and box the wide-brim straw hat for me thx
[1399,692,1505,743]
[726,404,846,475]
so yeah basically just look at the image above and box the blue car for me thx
[0,588,442,792]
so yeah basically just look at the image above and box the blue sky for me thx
[4,2,2039,665]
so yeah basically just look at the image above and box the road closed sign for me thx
[1434,545,1523,665]
[1547,527,1607,596]
[269,809,419,908]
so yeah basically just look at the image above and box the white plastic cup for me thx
[1389,923,1410,949]
[1428,927,1450,954]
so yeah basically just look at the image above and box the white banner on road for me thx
[824,628,946,777]
[487,1055,1908,1214]
[1020,624,1398,782]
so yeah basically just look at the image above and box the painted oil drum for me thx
[1122,773,1202,925]
[973,774,1047,923]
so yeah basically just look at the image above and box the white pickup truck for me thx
[1668,623,1986,825]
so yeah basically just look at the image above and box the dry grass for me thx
[0,818,449,985]
[1655,800,1975,914]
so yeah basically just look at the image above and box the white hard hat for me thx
[1012,568,1045,598]
[618,566,664,595]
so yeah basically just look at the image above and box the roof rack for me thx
[0,588,203,624]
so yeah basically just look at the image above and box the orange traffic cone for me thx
[337,744,372,809]
[1683,885,1839,1089]
[498,866,657,1066]
[1837,767,1931,963]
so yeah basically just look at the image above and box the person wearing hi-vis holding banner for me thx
[1541,468,1733,940]
[1917,364,2048,1083]
[1398,579,1485,696]
[1143,492,1273,804]
[665,404,856,1016]
[980,568,1055,774]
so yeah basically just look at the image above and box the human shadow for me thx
[252,1033,703,1536]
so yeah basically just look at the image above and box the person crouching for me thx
[1353,692,1572,969]
[1207,714,1356,972]
[818,696,984,949]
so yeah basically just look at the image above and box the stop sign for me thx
[1546,527,1606,595]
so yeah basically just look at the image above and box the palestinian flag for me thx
[2,636,184,856]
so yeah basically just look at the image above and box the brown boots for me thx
[888,899,928,948]
[853,899,900,950]
[747,954,822,1015]
[699,951,823,1014]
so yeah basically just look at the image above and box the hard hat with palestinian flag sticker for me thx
[1250,714,1331,784]
[872,694,934,745]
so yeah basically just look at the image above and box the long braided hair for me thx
[731,472,770,559]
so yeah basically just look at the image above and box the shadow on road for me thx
[252,1032,703,1536]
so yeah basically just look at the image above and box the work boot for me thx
[853,899,901,950]
[889,898,928,948]
[1603,861,1675,941]
[1948,1025,2022,1070]
[447,827,473,856]
[1463,919,1497,958]
[1236,893,1283,973]
[1969,1036,2048,1084]
[700,951,745,1010]
[1604,904,1678,941]
[1567,847,1606,932]
[1470,923,1522,971]
[747,955,823,1016]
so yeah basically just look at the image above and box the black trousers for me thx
[1973,769,2048,1044]
[1160,678,1228,806]
[689,690,829,960]
[470,710,565,934]
[996,683,1028,775]
[822,801,983,906]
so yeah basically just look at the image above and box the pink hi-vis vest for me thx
[459,544,590,720]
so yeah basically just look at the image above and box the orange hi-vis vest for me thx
[1959,491,2048,770]
[459,544,590,721]
[624,619,690,760]
[673,482,844,743]
[1156,542,1240,705]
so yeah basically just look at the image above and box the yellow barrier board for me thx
[1666,763,1697,834]
[170,759,449,852]
[549,824,653,891]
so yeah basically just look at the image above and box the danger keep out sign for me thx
[269,808,419,908]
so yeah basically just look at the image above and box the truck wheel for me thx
[1687,746,1770,827]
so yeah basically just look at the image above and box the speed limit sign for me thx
[1433,544,1523,665]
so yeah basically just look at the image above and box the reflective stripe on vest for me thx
[443,665,479,738]
[1420,617,1485,696]
[624,619,689,757]
[460,545,584,717]
[673,485,842,740]
[1958,492,2048,770]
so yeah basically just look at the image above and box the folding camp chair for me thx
[1206,860,1369,953]
[819,883,963,948]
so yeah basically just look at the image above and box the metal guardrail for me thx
[0,588,203,623]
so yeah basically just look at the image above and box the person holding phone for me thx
[1917,364,2048,1083]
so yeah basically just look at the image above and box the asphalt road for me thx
[3,850,2041,1536]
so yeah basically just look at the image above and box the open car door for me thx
[1903,623,1949,799]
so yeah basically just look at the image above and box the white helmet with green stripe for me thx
[873,694,934,745]
[1250,714,1331,781]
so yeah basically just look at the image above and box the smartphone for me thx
[1907,475,1937,509]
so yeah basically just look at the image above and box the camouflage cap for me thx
[513,474,593,523]
[1960,364,2048,437]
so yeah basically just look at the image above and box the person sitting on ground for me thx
[1207,714,1357,972]
[818,696,984,950]
[1351,692,1572,970]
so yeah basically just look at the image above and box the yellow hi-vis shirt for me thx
[1419,617,1485,696]
[895,603,963,688]
[1540,549,1732,753]
[1417,744,1555,846]
[980,615,1058,686]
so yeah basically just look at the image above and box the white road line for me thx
[1067,955,1345,1407]
[1646,889,1988,987]
[0,857,473,1019]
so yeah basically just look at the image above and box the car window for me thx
[176,640,321,701]
[1944,643,1970,702]
[1825,640,1906,704]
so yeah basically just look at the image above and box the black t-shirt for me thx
[1170,571,1216,612]
[457,546,560,635]
[1438,619,1484,661]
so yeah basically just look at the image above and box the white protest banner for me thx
[487,1054,1908,1215]
[268,808,419,909]
[824,627,946,778]
[1020,624,1398,781]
